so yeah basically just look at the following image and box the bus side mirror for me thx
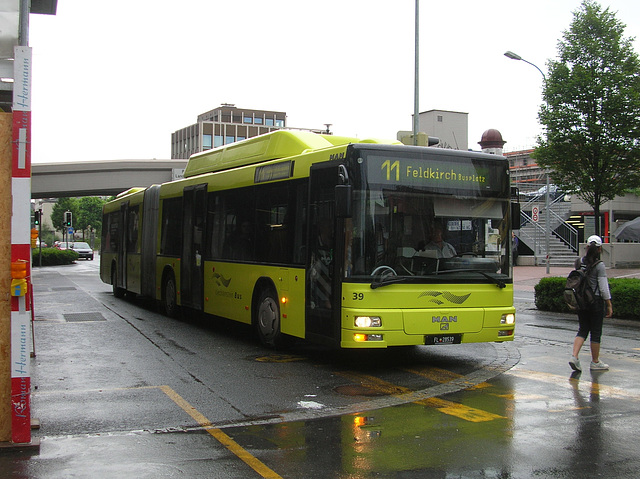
[511,202,521,230]
[335,185,352,218]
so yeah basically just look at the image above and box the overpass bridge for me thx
[31,159,189,198]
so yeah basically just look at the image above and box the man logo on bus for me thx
[440,323,450,331]
[432,316,457,323]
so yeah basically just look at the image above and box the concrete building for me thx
[171,105,287,159]
[417,109,469,150]
[505,148,541,186]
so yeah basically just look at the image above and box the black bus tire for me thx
[112,266,125,298]
[163,272,180,318]
[255,288,286,348]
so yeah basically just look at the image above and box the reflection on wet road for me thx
[225,360,640,478]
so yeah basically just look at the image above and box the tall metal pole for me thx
[413,0,419,146]
[19,0,29,46]
[545,174,550,274]
[504,50,550,269]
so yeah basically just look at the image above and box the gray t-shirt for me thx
[575,258,611,300]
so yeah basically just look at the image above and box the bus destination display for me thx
[366,154,503,193]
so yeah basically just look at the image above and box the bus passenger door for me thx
[181,184,207,311]
[306,164,341,345]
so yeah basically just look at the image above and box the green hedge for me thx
[32,248,79,266]
[535,276,640,320]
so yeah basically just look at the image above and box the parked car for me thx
[522,184,566,200]
[55,241,69,250]
[56,241,94,260]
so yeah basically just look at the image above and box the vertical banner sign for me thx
[11,45,32,444]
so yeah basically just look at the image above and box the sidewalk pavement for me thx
[513,265,640,293]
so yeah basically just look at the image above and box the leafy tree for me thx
[51,197,78,235]
[77,197,106,240]
[51,197,106,241]
[534,0,640,236]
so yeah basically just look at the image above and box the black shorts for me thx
[576,297,605,343]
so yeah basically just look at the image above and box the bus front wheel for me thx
[255,288,285,348]
[163,272,180,318]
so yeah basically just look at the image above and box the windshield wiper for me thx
[370,270,507,289]
[434,269,507,288]
[370,276,412,289]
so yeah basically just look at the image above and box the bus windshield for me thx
[346,150,512,284]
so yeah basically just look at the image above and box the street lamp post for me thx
[504,50,550,272]
[413,0,419,145]
[504,51,546,79]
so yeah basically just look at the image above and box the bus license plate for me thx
[425,334,462,345]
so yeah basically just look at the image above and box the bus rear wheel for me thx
[112,267,125,298]
[255,288,286,348]
[163,272,180,318]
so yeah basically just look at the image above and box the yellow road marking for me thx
[255,354,306,363]
[36,384,284,477]
[159,385,283,479]
[336,372,504,423]
[403,366,492,389]
[414,397,504,422]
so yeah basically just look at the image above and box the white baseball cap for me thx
[587,235,603,246]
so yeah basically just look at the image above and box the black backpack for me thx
[564,260,602,311]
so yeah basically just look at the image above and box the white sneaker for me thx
[569,356,582,371]
[590,360,609,370]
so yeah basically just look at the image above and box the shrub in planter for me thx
[535,277,570,313]
[534,276,640,320]
[609,278,640,320]
[32,248,79,266]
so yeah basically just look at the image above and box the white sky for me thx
[27,0,640,163]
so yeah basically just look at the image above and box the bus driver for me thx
[422,222,456,258]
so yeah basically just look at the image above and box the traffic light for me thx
[64,211,72,227]
[34,210,40,226]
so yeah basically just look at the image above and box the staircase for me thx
[517,194,579,267]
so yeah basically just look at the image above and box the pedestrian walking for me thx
[569,235,613,371]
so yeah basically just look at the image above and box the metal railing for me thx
[518,194,578,254]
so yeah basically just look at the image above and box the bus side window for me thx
[206,193,222,260]
[220,217,234,259]
[127,205,140,253]
[219,189,255,261]
[229,220,254,260]
[160,197,182,256]
[106,211,119,253]
[256,183,294,264]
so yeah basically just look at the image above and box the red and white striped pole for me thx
[10,45,32,445]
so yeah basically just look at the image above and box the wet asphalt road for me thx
[2,258,640,478]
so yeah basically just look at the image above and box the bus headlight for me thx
[500,313,515,325]
[354,316,382,328]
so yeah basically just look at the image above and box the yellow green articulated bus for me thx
[100,130,518,349]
